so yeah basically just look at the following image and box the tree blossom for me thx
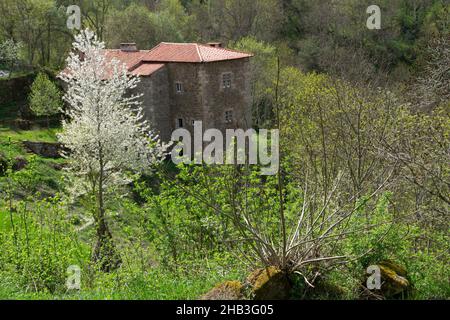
[59,29,168,196]
[58,29,169,270]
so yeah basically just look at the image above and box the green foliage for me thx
[105,4,158,49]
[0,39,23,71]
[0,0,448,301]
[0,130,63,196]
[344,192,402,267]
[0,0,446,77]
[29,72,62,118]
[0,0,69,67]
[105,0,194,49]
[0,253,245,299]
[0,196,87,293]
[421,2,450,37]
[230,37,279,127]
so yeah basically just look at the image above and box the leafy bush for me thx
[28,72,62,125]
[0,197,87,293]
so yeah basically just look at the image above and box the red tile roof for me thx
[142,42,253,63]
[103,49,163,77]
[130,62,165,76]
[61,43,252,79]
[104,50,149,70]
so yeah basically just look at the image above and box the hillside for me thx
[0,0,448,302]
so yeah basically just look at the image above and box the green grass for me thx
[0,119,245,301]
[0,124,64,196]
[0,126,60,144]
[0,199,247,300]
[0,258,246,300]
[0,124,61,161]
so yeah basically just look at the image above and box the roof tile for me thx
[142,43,253,63]
[61,43,252,79]
[130,63,165,76]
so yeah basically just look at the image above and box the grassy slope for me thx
[0,124,64,197]
[0,116,244,300]
[0,77,251,300]
[0,126,60,143]
[0,264,243,300]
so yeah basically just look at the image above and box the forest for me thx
[0,0,448,300]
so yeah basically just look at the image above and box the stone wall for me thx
[22,141,65,158]
[138,66,172,141]
[137,58,252,143]
[166,63,205,133]
[200,58,252,132]
[0,73,36,105]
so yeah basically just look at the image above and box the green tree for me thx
[152,0,194,43]
[29,72,62,127]
[0,39,22,77]
[105,4,156,49]
[105,0,194,49]
[231,37,278,127]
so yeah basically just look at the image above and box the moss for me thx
[200,280,244,300]
[246,266,291,300]
[379,260,407,277]
[379,265,410,289]
[247,266,280,291]
[361,261,412,299]
[221,280,243,294]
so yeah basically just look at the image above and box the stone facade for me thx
[136,66,172,141]
[136,58,252,142]
[93,42,254,142]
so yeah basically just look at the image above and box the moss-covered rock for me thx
[363,260,411,299]
[201,267,293,300]
[246,266,291,300]
[378,261,410,298]
[379,260,407,277]
[200,280,244,300]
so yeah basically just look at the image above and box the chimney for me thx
[207,42,223,48]
[120,43,138,52]
[75,49,85,61]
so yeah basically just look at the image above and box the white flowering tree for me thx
[0,39,22,77]
[59,29,168,271]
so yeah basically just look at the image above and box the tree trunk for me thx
[91,159,121,272]
[92,213,121,272]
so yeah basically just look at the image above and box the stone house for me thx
[104,42,253,141]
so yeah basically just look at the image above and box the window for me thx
[225,110,233,123]
[175,82,183,93]
[222,73,232,89]
[177,118,184,128]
